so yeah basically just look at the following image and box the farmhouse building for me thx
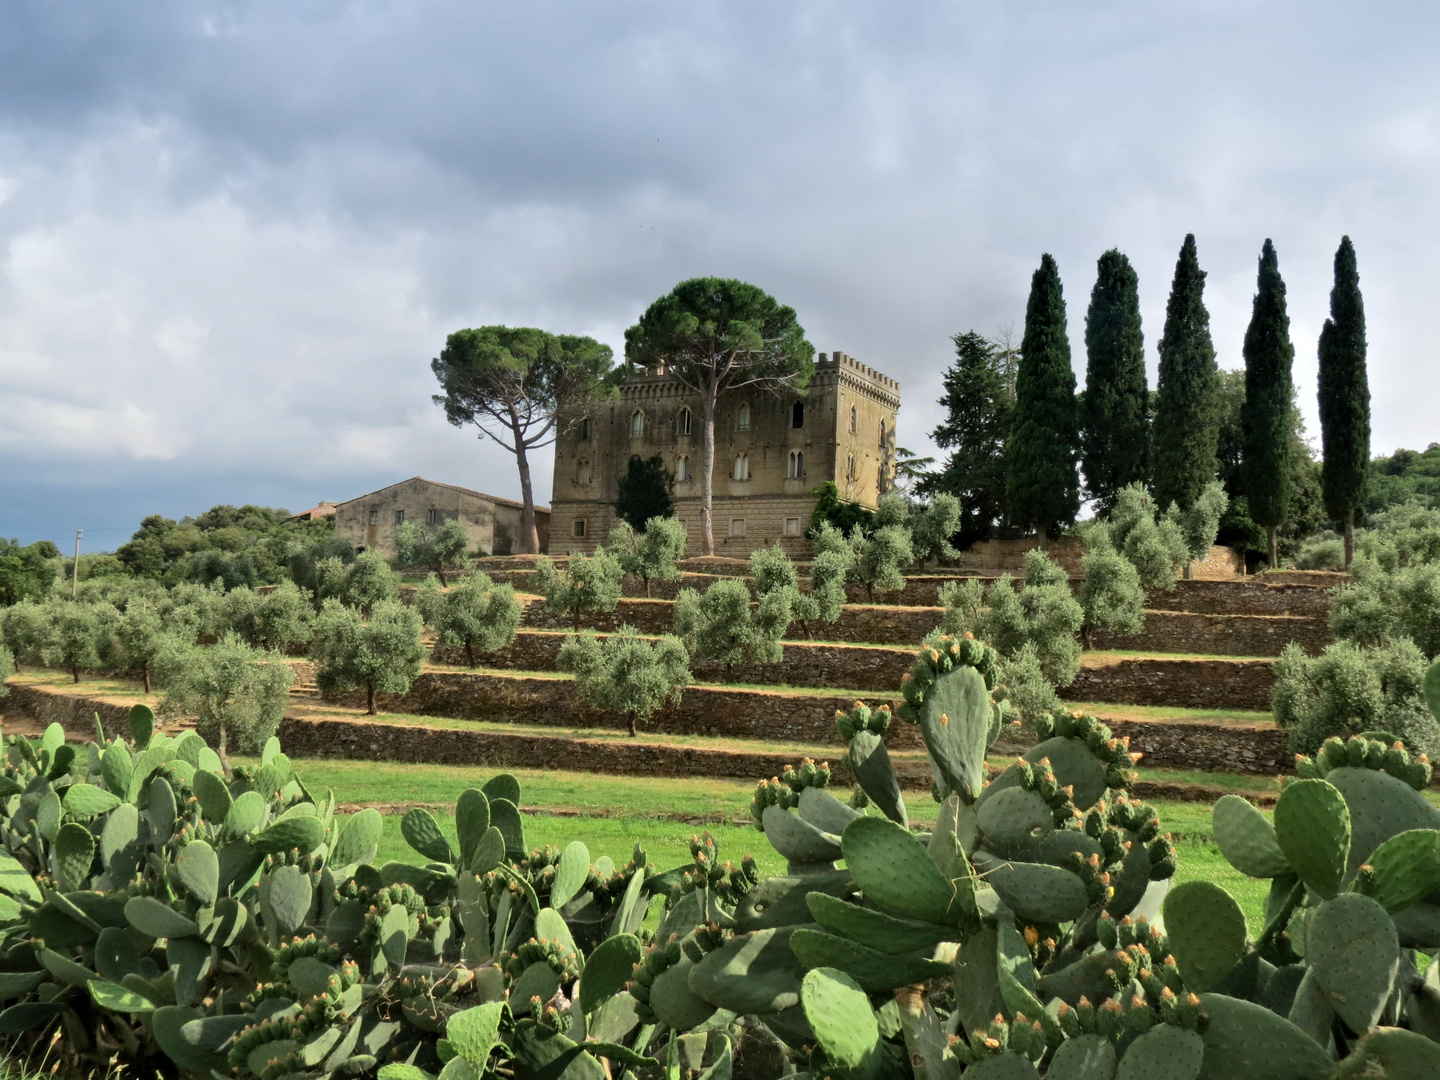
[549,351,901,555]
[333,477,549,558]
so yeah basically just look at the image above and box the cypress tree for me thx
[1152,234,1221,511]
[1081,249,1148,514]
[1317,236,1370,566]
[1240,239,1295,570]
[1005,254,1080,539]
[927,332,1011,547]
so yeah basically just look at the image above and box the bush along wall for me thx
[0,643,1438,1078]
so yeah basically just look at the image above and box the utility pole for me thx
[71,529,82,599]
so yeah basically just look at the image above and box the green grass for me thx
[1063,700,1275,727]
[1082,649,1278,663]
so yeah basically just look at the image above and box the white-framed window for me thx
[849,404,857,434]
[573,520,587,538]
[792,401,804,428]
[736,403,751,431]
[630,410,645,437]
[368,508,379,526]
[575,459,592,485]
[675,455,690,482]
[786,450,804,479]
[678,407,692,436]
[394,510,406,525]
[733,453,750,481]
[729,518,746,538]
[784,517,803,537]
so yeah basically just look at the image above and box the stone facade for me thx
[548,352,901,557]
[333,476,549,558]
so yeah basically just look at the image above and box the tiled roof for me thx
[334,477,548,513]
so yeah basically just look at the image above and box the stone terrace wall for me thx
[1144,580,1332,618]
[1067,657,1275,711]
[2,684,134,737]
[434,632,914,695]
[1090,610,1328,657]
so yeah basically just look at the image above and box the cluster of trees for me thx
[924,236,1371,568]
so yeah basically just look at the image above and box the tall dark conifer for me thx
[1240,239,1294,570]
[1152,234,1221,511]
[1005,254,1080,539]
[925,332,1011,547]
[1081,249,1148,514]
[1317,236,1370,566]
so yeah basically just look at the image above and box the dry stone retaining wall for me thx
[1090,610,1328,657]
[1067,657,1275,711]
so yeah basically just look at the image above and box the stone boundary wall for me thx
[1143,580,1333,618]
[518,596,1325,656]
[1090,610,1328,657]
[7,680,1290,778]
[1068,658,1275,711]
[1258,570,1348,588]
[433,633,915,695]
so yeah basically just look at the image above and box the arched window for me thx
[736,403,751,431]
[675,455,690,482]
[786,450,804,479]
[630,410,645,437]
[849,405,857,434]
[879,420,887,447]
[575,459,592,485]
[733,453,750,481]
[791,401,805,428]
[678,407,692,436]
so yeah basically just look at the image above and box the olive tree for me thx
[41,601,113,683]
[674,577,792,672]
[156,634,294,772]
[910,494,962,571]
[556,625,692,736]
[535,548,624,632]
[416,570,521,666]
[608,517,687,597]
[1,600,49,672]
[750,542,848,640]
[310,598,426,716]
[394,519,471,576]
[1076,525,1145,648]
[225,582,314,652]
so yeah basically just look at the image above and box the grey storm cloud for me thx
[1,1,1438,544]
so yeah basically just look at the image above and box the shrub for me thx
[0,642,10,697]
[751,542,849,640]
[556,624,691,735]
[1169,478,1229,563]
[310,597,425,715]
[156,634,294,769]
[106,596,188,693]
[909,493,962,571]
[1293,532,1346,570]
[1076,525,1145,647]
[1271,639,1440,757]
[416,569,521,666]
[163,581,230,640]
[1109,482,1187,590]
[609,516,687,597]
[535,547,623,631]
[674,577,791,670]
[995,641,1062,722]
[394,518,471,575]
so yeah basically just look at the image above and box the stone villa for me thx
[548,351,901,556]
[334,477,549,558]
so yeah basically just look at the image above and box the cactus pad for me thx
[1273,779,1350,899]
[841,817,956,925]
[63,783,121,820]
[1162,881,1247,992]
[1212,795,1290,878]
[1044,1034,1116,1080]
[734,870,855,932]
[249,815,325,856]
[1307,892,1399,1034]
[789,928,952,991]
[977,786,1055,860]
[1361,829,1440,913]
[806,892,954,955]
[1324,765,1440,878]
[53,823,95,892]
[331,807,383,869]
[686,926,806,1014]
[1025,737,1109,811]
[578,934,642,1017]
[455,788,490,868]
[800,968,882,1079]
[971,850,1090,924]
[1115,1024,1203,1080]
[844,730,908,827]
[762,805,843,865]
[401,808,454,864]
[191,769,231,824]
[125,896,200,939]
[797,786,862,835]
[173,840,219,906]
[916,662,992,802]
[1196,993,1334,1080]
[550,840,592,909]
[1339,1026,1440,1079]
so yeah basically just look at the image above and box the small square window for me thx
[573,520,587,538]
[367,508,379,526]
[729,518,746,538]
[784,517,802,537]
[394,510,406,526]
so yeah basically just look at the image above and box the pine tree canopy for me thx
[1152,233,1222,510]
[1081,249,1148,514]
[1318,235,1371,528]
[1240,239,1295,533]
[1005,254,1080,537]
[925,331,1011,546]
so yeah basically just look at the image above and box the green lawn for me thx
[269,757,1272,930]
[1063,700,1275,727]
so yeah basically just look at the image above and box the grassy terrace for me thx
[1081,649,1278,664]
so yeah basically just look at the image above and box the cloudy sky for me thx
[1,2,1436,548]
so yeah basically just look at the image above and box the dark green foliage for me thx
[1080,250,1148,514]
[309,598,425,715]
[625,277,813,555]
[674,578,791,669]
[116,506,339,587]
[416,570,521,666]
[924,332,1011,546]
[807,481,875,539]
[1240,240,1295,567]
[432,325,615,554]
[1005,255,1080,537]
[224,581,313,652]
[1152,234,1222,511]
[608,517,687,597]
[1318,236,1371,563]
[0,539,60,606]
[614,454,674,531]
[1368,445,1440,516]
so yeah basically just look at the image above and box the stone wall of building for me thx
[1067,657,1276,711]
[334,477,548,558]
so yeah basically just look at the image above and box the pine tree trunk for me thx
[367,684,377,716]
[512,404,541,555]
[1344,517,1355,568]
[1267,525,1279,571]
[699,385,718,556]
